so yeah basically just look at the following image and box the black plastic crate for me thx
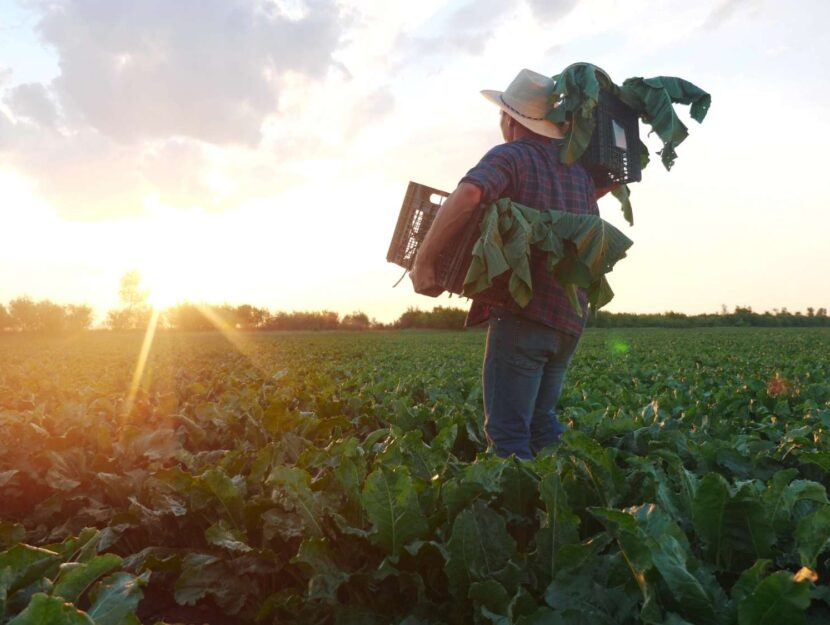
[387,181,487,295]
[581,88,642,187]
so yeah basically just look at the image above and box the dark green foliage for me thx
[547,63,710,222]
[463,198,632,313]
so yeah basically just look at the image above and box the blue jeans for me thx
[482,308,581,459]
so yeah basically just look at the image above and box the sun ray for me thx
[122,307,161,420]
[195,304,272,376]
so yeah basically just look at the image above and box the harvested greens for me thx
[548,63,711,224]
[462,198,632,314]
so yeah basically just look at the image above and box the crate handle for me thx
[392,267,408,288]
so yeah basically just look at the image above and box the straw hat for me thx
[481,68,562,139]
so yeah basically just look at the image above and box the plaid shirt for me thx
[459,135,599,336]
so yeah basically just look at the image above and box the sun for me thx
[139,265,187,310]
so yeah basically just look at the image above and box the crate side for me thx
[386,182,450,269]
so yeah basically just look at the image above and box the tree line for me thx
[587,306,830,328]
[1,273,828,333]
[3,299,829,334]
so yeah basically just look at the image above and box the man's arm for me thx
[410,182,482,295]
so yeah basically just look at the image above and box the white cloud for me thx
[5,82,59,126]
[701,0,760,30]
[396,0,579,62]
[33,0,346,145]
[0,0,356,220]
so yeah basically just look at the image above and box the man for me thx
[410,68,602,460]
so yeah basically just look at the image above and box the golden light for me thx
[122,307,161,420]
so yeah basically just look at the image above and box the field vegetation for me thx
[2,328,830,623]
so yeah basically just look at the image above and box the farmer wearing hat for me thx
[410,68,602,460]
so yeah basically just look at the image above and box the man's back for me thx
[460,134,600,335]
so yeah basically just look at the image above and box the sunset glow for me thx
[0,0,827,322]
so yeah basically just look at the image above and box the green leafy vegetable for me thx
[463,198,632,313]
[361,465,428,556]
[547,63,709,220]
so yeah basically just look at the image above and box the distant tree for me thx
[262,310,340,331]
[342,311,370,330]
[396,306,467,330]
[369,317,388,330]
[119,270,149,309]
[165,303,214,331]
[35,300,66,333]
[587,307,830,328]
[64,304,94,332]
[2,298,94,333]
[106,308,133,331]
[107,270,152,330]
[9,297,38,332]
[236,304,268,330]
[0,303,11,331]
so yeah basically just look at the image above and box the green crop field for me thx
[2,328,830,625]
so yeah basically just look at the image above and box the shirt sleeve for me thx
[458,143,518,205]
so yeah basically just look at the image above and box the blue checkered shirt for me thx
[459,135,600,336]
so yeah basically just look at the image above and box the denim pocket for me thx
[490,311,545,371]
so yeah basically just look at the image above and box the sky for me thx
[0,0,828,325]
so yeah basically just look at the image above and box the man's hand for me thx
[409,260,443,297]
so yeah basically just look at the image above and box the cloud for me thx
[702,0,759,30]
[524,0,580,23]
[397,0,578,61]
[5,83,59,127]
[399,0,519,58]
[33,0,345,146]
[348,86,395,136]
[0,0,355,220]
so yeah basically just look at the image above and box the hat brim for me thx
[481,90,563,139]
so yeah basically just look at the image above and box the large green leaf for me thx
[267,465,324,537]
[764,469,800,532]
[591,504,716,624]
[201,467,246,529]
[500,462,539,520]
[547,63,601,164]
[730,559,771,603]
[445,501,518,601]
[205,520,252,553]
[534,472,580,585]
[51,553,122,603]
[7,593,95,625]
[562,430,626,507]
[468,579,510,616]
[692,473,731,568]
[0,545,61,594]
[0,523,24,550]
[361,466,428,556]
[611,184,633,226]
[736,571,811,625]
[173,553,249,615]
[551,211,633,278]
[559,110,595,166]
[728,482,776,562]
[85,572,145,625]
[290,538,350,602]
[648,534,715,623]
[795,505,830,568]
[619,76,711,170]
